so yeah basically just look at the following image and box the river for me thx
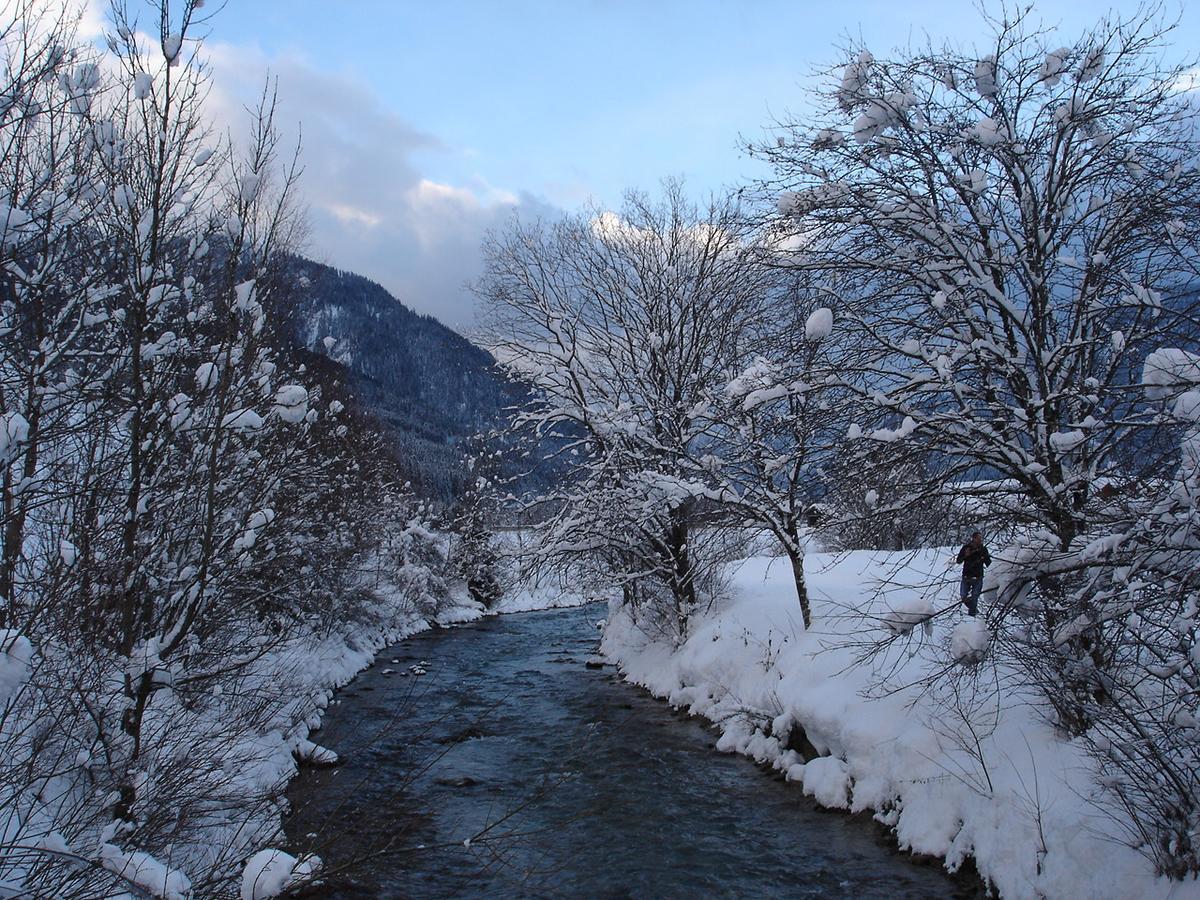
[287,604,976,898]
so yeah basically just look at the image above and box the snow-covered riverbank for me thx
[599,550,1198,900]
[0,560,596,900]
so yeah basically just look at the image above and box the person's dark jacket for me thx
[957,542,991,578]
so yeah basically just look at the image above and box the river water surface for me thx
[287,604,973,898]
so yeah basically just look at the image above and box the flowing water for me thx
[287,605,975,898]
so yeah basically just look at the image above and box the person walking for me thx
[956,531,991,616]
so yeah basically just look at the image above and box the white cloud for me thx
[50,0,105,40]
[203,41,549,329]
[328,204,382,228]
[1172,67,1200,93]
[36,6,552,329]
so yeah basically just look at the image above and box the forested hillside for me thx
[277,257,521,499]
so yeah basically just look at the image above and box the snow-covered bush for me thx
[390,513,455,619]
[447,453,504,609]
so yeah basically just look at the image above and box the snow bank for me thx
[0,630,32,701]
[493,583,601,613]
[240,849,320,900]
[950,618,990,663]
[600,550,1197,900]
[99,844,191,900]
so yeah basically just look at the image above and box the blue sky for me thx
[189,1,1198,327]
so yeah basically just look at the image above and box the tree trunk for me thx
[0,384,40,624]
[667,506,697,642]
[787,546,812,629]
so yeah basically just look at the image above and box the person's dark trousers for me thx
[960,576,982,616]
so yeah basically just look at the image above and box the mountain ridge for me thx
[280,256,517,500]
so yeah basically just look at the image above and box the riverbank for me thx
[599,550,1199,900]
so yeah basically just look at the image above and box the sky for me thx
[84,1,1200,330]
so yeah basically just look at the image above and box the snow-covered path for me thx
[286,605,972,897]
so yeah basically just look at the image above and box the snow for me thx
[494,585,597,613]
[882,593,934,635]
[133,72,152,99]
[194,362,218,392]
[99,844,191,900]
[812,128,844,149]
[246,509,275,531]
[600,549,1196,900]
[292,737,337,765]
[805,307,834,341]
[974,55,998,96]
[162,33,182,64]
[1079,46,1105,82]
[950,618,990,663]
[852,92,915,143]
[869,415,917,442]
[271,385,308,423]
[0,204,31,246]
[1173,391,1200,423]
[240,849,320,900]
[1039,48,1070,86]
[221,408,264,432]
[974,117,1004,145]
[238,173,262,204]
[797,755,851,808]
[1143,348,1200,400]
[0,412,29,463]
[0,630,33,701]
[1049,429,1086,453]
[234,280,257,311]
[837,50,873,109]
[959,167,988,193]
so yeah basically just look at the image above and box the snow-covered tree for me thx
[703,285,858,626]
[480,182,769,639]
[756,9,1200,555]
[753,9,1200,876]
[0,2,431,895]
[450,448,503,609]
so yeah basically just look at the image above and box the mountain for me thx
[279,256,519,501]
